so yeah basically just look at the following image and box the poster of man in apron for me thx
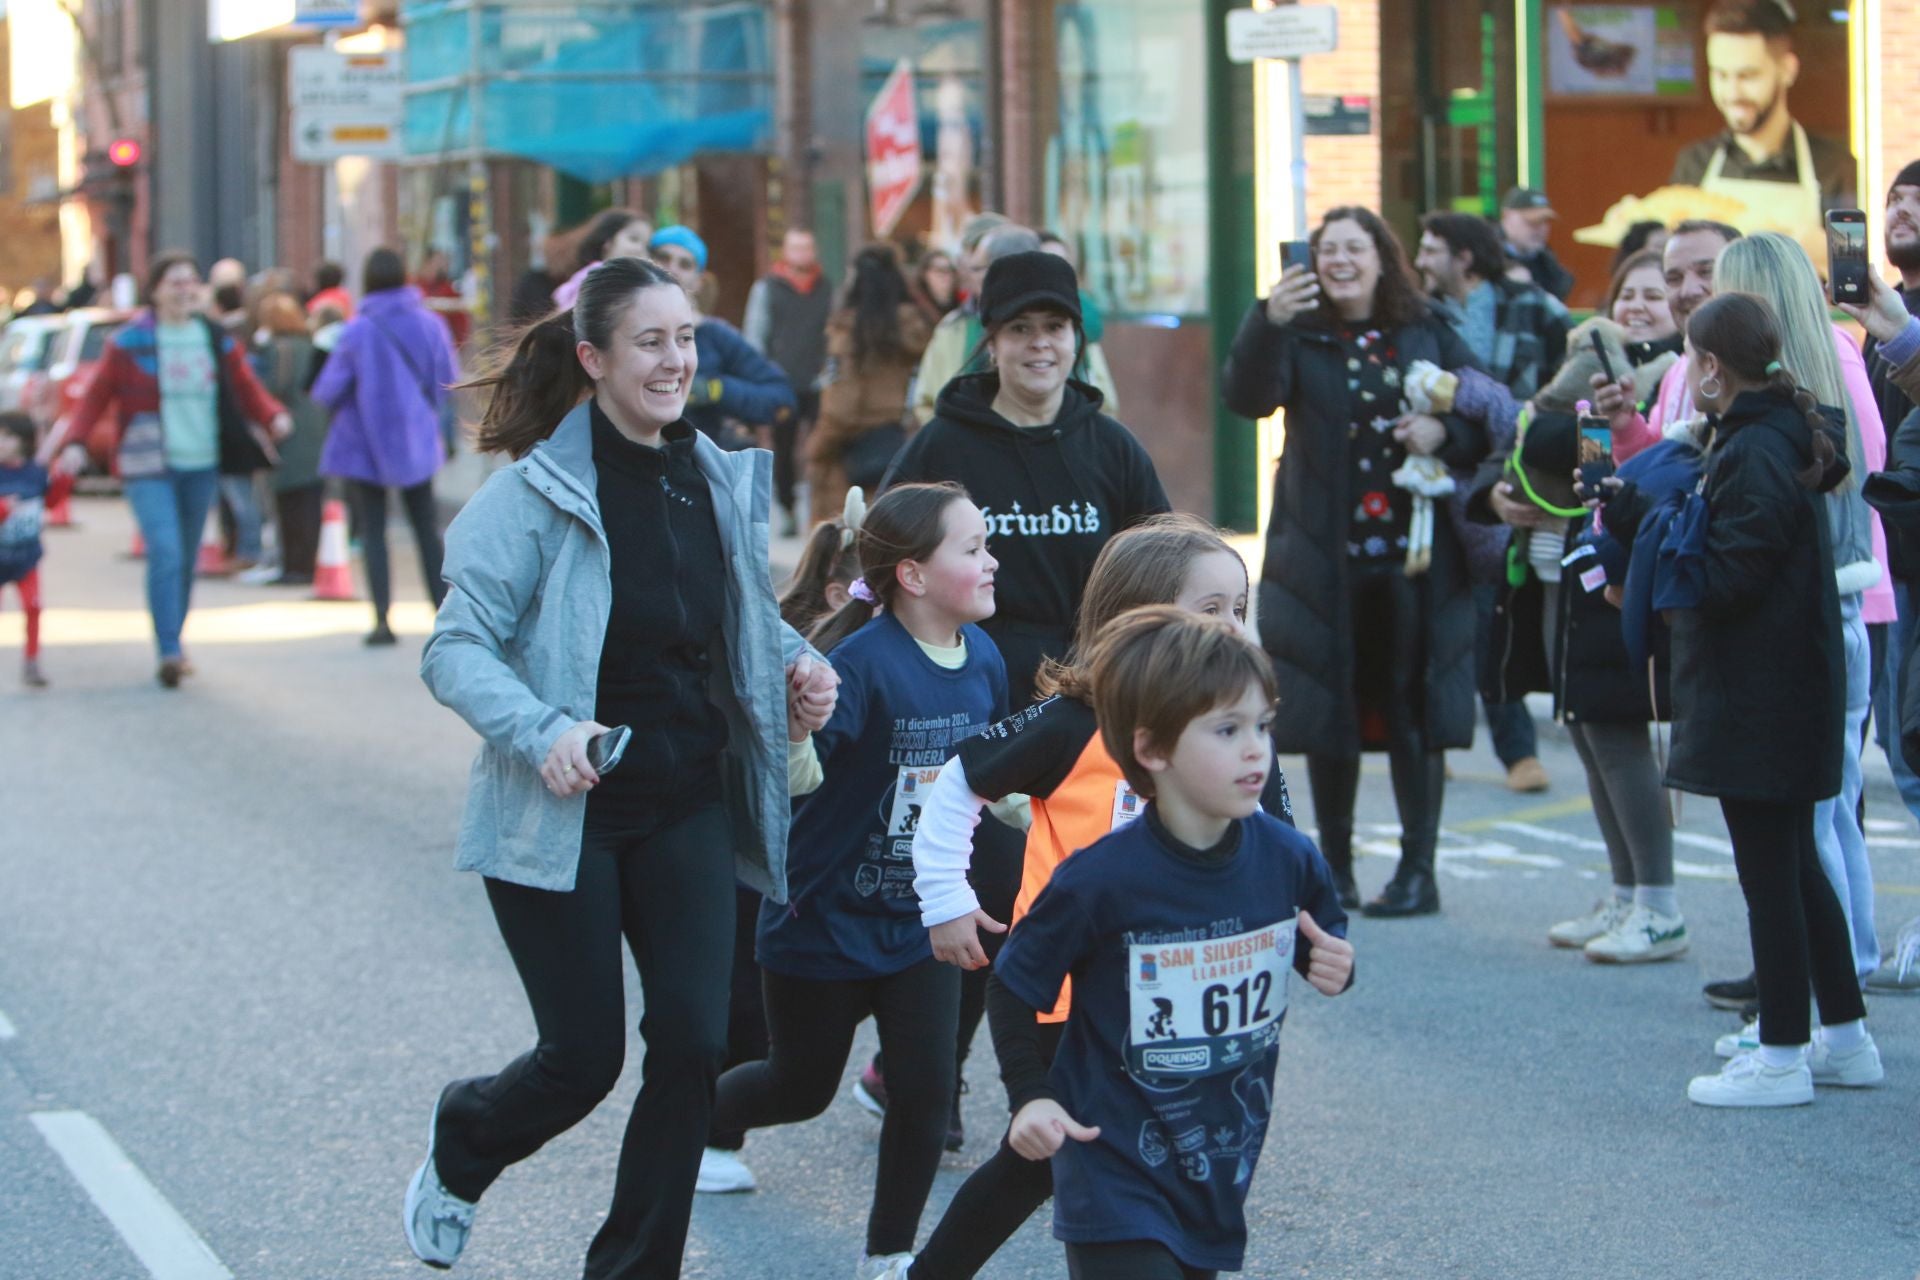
[1667,0,1856,240]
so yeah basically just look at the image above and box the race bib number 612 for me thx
[1125,920,1294,1081]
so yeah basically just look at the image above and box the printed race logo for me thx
[1138,952,1158,984]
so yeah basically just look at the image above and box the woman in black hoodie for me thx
[1666,292,1881,1108]
[884,250,1170,711]
[882,250,1168,1146]
[1220,206,1488,918]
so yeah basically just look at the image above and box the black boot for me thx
[1363,842,1440,918]
[1316,816,1359,910]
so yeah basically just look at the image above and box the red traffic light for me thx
[107,138,142,167]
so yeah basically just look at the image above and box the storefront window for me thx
[1046,0,1210,319]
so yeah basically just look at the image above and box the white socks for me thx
[1635,885,1679,918]
[1757,1044,1803,1069]
[1819,1019,1868,1052]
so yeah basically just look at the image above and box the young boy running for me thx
[988,606,1354,1278]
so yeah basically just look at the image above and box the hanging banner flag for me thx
[865,59,922,238]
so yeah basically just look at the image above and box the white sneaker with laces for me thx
[1714,1017,1760,1059]
[1687,1053,1813,1108]
[1548,898,1630,949]
[696,1146,758,1194]
[1584,906,1689,964]
[855,1252,915,1279]
[1808,1033,1884,1087]
[403,1092,477,1269]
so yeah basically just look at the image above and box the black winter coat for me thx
[1664,389,1845,802]
[1221,301,1489,755]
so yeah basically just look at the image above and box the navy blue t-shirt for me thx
[758,612,1008,980]
[0,461,51,583]
[993,808,1347,1272]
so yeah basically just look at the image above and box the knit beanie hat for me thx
[1895,160,1920,194]
[978,251,1083,329]
[648,225,709,272]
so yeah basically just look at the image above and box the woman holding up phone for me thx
[1221,206,1489,917]
[407,256,838,1277]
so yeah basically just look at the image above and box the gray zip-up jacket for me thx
[421,401,817,897]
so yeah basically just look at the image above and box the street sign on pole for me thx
[1226,6,1340,246]
[865,59,922,239]
[288,47,403,163]
[1225,6,1338,63]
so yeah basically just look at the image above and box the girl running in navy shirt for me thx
[710,482,1008,1280]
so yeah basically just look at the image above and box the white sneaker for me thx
[1584,906,1689,964]
[1714,1017,1760,1059]
[403,1090,477,1269]
[855,1253,914,1279]
[1808,1032,1884,1087]
[1687,1053,1813,1108]
[696,1146,758,1194]
[1548,898,1630,949]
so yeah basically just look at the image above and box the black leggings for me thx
[1719,797,1868,1047]
[713,959,960,1256]
[274,483,322,578]
[909,1021,1066,1280]
[347,478,444,625]
[708,885,769,1152]
[1065,1241,1217,1280]
[432,807,736,1280]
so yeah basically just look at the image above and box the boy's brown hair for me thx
[1089,605,1277,797]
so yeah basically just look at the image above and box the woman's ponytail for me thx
[1767,364,1838,489]
[463,311,592,457]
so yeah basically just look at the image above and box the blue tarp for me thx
[400,2,774,182]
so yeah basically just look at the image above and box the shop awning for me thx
[400,1,774,183]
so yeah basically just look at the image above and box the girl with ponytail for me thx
[713,481,1007,1278]
[1665,291,1883,1108]
[408,253,839,1273]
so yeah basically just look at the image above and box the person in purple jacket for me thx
[314,247,460,646]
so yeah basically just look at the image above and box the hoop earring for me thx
[1699,374,1723,401]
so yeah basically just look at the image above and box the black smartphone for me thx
[1589,328,1618,385]
[1578,402,1614,491]
[1280,240,1313,274]
[588,725,633,776]
[1827,208,1870,304]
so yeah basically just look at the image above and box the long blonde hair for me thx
[1711,232,1862,490]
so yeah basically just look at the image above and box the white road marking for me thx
[1865,818,1908,834]
[1866,836,1920,850]
[0,1008,15,1040]
[1674,859,1739,880]
[1492,821,1607,852]
[29,1111,232,1280]
[1673,831,1734,856]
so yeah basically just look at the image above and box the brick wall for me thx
[1299,0,1382,220]
[1882,2,1920,206]
[0,22,66,296]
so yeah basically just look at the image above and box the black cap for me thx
[1894,160,1920,193]
[1502,186,1556,215]
[978,251,1083,329]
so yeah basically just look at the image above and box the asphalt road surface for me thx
[3,498,1917,1279]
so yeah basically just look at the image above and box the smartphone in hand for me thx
[1827,209,1869,305]
[1280,240,1313,274]
[588,725,634,776]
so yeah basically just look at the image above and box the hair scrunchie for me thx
[849,578,877,604]
[840,487,867,550]
[1765,360,1784,375]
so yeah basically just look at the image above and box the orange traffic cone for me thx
[194,507,229,576]
[312,498,355,601]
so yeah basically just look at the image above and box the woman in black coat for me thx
[1221,206,1488,917]
[1661,292,1878,1108]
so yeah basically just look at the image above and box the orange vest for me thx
[1012,731,1143,1022]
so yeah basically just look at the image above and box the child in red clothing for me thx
[0,413,72,687]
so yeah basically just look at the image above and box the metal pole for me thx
[465,0,491,325]
[1287,56,1308,237]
